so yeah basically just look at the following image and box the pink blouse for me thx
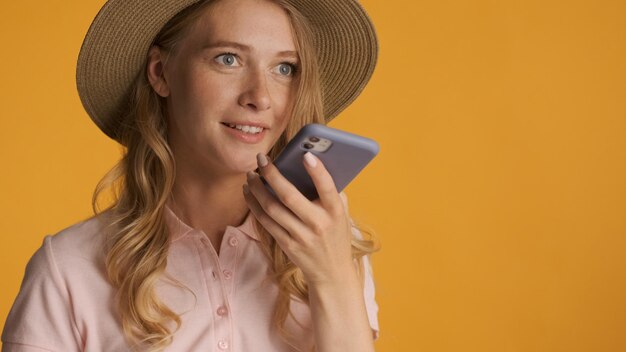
[2,202,379,351]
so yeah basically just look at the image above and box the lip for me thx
[221,121,270,129]
[222,123,268,144]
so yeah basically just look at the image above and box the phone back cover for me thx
[273,124,379,200]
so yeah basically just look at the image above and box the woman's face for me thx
[154,0,299,175]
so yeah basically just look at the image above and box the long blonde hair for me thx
[92,1,380,351]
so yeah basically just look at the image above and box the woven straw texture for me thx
[76,0,378,143]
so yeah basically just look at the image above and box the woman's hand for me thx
[244,152,376,351]
[243,152,356,288]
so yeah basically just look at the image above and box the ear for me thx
[147,45,171,98]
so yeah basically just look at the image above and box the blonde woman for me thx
[2,0,380,351]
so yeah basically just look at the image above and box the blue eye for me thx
[277,63,297,76]
[216,53,238,66]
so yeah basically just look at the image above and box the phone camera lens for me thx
[303,143,314,149]
[309,136,320,143]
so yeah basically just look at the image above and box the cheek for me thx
[170,70,236,117]
[270,80,298,117]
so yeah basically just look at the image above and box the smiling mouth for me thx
[221,122,265,134]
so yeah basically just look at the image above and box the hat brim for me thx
[77,0,378,143]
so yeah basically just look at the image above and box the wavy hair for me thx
[91,1,380,351]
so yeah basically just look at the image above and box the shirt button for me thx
[228,236,239,247]
[216,306,228,316]
[223,270,233,279]
[217,340,229,350]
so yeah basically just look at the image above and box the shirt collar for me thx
[164,203,259,242]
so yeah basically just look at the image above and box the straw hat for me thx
[76,0,378,144]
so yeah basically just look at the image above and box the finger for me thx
[301,152,344,215]
[246,171,310,243]
[256,153,322,226]
[242,183,293,248]
[339,191,351,218]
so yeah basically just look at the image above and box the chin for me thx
[224,153,259,174]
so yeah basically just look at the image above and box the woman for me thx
[2,0,380,351]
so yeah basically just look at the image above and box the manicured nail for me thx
[243,184,249,194]
[257,153,269,167]
[304,152,317,168]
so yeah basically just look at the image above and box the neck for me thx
[167,162,250,244]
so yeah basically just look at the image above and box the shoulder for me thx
[14,210,115,311]
[19,211,110,277]
[1,212,112,350]
[39,211,115,297]
[49,211,110,256]
[14,211,114,304]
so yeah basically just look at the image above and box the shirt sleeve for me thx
[340,191,381,340]
[352,226,381,341]
[2,236,82,352]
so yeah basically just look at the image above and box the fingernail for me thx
[243,184,249,194]
[257,153,269,167]
[247,171,256,180]
[304,152,317,168]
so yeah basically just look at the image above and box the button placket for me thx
[219,233,240,295]
[196,234,232,352]
[216,306,228,317]
[217,339,230,350]
[228,236,239,247]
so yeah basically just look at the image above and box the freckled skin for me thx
[159,0,299,176]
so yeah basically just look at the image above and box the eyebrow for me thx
[202,40,298,59]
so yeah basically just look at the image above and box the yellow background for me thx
[1,0,625,351]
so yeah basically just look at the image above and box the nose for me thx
[238,69,271,111]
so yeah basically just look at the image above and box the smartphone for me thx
[264,123,380,201]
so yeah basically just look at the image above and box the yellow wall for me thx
[1,0,625,351]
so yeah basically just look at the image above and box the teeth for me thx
[226,123,264,134]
